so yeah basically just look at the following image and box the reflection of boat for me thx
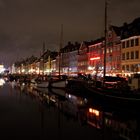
[48,88,66,97]
[66,79,140,112]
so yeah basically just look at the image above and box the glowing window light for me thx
[21,69,25,73]
[89,108,93,113]
[94,110,99,116]
[90,57,100,61]
[0,65,4,68]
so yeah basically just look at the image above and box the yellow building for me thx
[121,36,140,76]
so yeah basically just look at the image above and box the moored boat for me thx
[66,78,140,111]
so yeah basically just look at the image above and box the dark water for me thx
[0,80,140,140]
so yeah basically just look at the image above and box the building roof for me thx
[121,17,140,39]
[111,25,121,36]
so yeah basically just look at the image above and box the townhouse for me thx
[121,18,140,76]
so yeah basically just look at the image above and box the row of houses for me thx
[10,17,140,77]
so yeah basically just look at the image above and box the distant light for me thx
[68,94,71,98]
[0,65,4,68]
[0,79,5,86]
[0,64,5,73]
[88,66,94,70]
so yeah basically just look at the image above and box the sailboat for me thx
[31,42,49,89]
[49,24,67,89]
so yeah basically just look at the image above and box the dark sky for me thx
[0,0,140,68]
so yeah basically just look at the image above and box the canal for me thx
[0,80,140,140]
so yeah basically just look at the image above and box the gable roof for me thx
[111,25,121,36]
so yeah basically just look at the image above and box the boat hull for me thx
[66,79,140,112]
[50,80,66,89]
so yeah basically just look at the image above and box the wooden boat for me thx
[66,78,140,112]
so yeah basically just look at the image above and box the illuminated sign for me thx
[90,57,100,61]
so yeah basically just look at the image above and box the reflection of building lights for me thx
[68,94,71,98]
[89,108,100,116]
[21,69,25,73]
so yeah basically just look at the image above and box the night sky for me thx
[0,0,140,68]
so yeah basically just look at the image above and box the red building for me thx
[88,38,104,77]
[105,26,121,76]
[78,41,93,74]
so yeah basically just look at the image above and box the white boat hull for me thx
[36,81,49,88]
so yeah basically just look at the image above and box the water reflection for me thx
[10,82,140,140]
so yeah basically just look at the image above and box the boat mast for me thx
[42,42,45,76]
[103,0,108,78]
[58,24,63,78]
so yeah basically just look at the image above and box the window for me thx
[131,65,134,72]
[135,38,139,46]
[130,39,134,47]
[126,40,129,48]
[122,65,125,70]
[117,46,121,51]
[122,42,125,48]
[126,65,129,71]
[134,64,138,72]
[131,51,134,59]
[135,51,139,59]
[107,48,109,53]
[117,56,120,61]
[113,46,116,51]
[126,52,129,59]
[122,53,125,60]
[110,48,112,53]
